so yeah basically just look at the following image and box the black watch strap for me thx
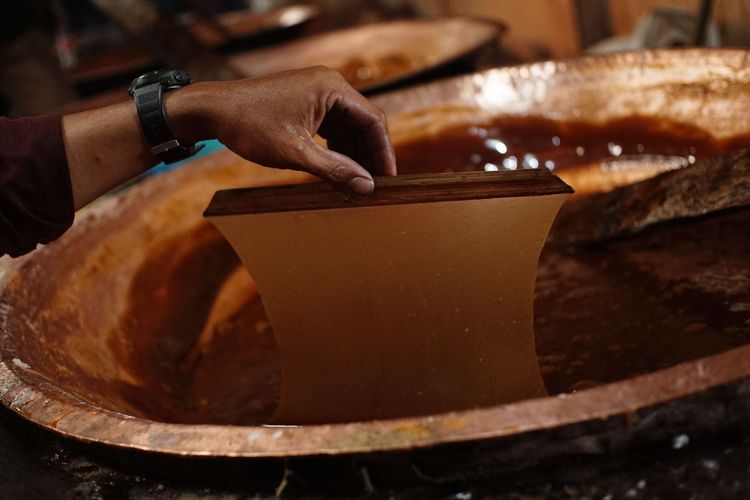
[132,78,201,164]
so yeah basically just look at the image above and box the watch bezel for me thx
[128,69,191,96]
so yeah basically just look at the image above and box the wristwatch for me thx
[128,69,202,164]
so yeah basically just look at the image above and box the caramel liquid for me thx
[393,115,750,175]
[106,116,750,424]
[337,53,425,88]
[120,206,750,425]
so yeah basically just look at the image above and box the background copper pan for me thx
[179,4,319,49]
[227,18,502,93]
[1,50,750,459]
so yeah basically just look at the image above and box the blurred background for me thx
[2,0,747,117]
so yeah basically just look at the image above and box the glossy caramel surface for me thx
[394,115,750,174]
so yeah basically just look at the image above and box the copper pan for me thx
[179,4,319,49]
[1,49,750,459]
[228,18,502,93]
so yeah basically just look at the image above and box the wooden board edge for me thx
[204,170,574,216]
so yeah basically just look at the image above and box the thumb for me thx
[302,141,375,195]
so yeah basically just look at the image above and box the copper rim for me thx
[2,329,749,457]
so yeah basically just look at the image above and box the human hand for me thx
[168,67,397,194]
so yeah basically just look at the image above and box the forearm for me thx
[2,68,392,257]
[61,70,395,211]
[62,84,214,210]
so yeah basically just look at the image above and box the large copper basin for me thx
[1,50,750,458]
[228,18,501,93]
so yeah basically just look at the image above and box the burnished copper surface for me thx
[1,50,750,458]
[228,18,501,93]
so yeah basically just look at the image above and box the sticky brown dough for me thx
[209,193,568,424]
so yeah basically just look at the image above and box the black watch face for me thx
[128,70,191,95]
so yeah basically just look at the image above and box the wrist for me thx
[164,82,219,146]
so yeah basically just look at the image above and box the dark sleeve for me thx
[0,114,74,257]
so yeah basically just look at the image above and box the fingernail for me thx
[348,176,375,195]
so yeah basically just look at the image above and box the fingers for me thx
[216,67,396,196]
[319,84,397,177]
[301,138,376,195]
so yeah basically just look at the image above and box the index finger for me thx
[318,86,398,177]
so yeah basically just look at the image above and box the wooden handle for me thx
[204,170,573,216]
